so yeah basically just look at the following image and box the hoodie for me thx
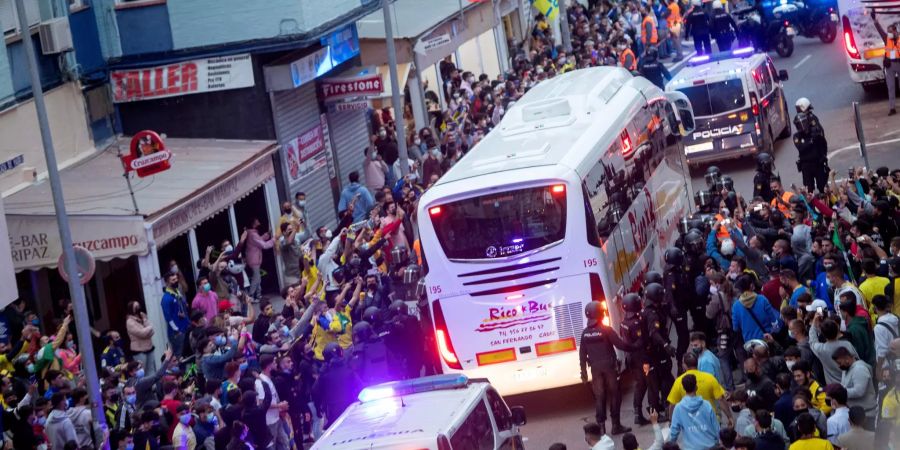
[68,404,94,449]
[732,292,781,342]
[45,409,76,450]
[669,395,720,450]
[754,429,787,450]
[791,224,816,282]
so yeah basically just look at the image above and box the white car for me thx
[312,374,527,449]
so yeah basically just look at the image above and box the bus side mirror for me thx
[511,406,527,426]
[778,69,789,81]
[664,91,696,136]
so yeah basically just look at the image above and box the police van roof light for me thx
[689,55,710,64]
[732,47,754,56]
[358,374,470,403]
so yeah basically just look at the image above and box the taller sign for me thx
[111,54,255,103]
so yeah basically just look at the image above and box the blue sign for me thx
[0,154,23,175]
[289,24,361,88]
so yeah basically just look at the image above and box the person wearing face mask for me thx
[127,348,176,409]
[100,330,125,370]
[363,141,389,194]
[743,357,779,407]
[192,276,219,324]
[242,218,274,302]
[791,359,831,416]
[833,346,878,424]
[617,38,637,72]
[126,301,156,376]
[872,10,900,116]
[162,273,190,356]
[172,403,197,450]
[788,394,828,441]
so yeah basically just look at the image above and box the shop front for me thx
[4,137,278,363]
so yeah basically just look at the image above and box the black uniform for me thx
[793,111,828,192]
[642,305,675,412]
[664,262,693,358]
[385,313,425,379]
[311,356,363,428]
[712,9,738,51]
[753,169,776,202]
[619,312,648,415]
[350,337,394,385]
[579,324,633,426]
[685,6,713,54]
[638,57,672,89]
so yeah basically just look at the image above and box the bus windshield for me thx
[430,185,567,260]
[677,79,746,117]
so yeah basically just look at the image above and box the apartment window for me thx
[0,0,41,37]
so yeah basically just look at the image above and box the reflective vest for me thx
[619,48,637,71]
[667,3,682,29]
[642,16,659,45]
[886,36,900,60]
[714,213,742,239]
[770,191,795,214]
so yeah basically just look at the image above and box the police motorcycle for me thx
[734,4,796,56]
[771,0,838,43]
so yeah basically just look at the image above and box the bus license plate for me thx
[513,366,548,381]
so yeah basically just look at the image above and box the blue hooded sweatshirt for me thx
[338,182,375,222]
[731,292,782,342]
[669,395,720,450]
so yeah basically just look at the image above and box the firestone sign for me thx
[319,74,383,102]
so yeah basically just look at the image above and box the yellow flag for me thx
[532,0,559,21]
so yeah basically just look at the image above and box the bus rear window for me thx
[430,185,566,260]
[677,79,746,117]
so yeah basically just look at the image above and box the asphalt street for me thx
[512,36,900,450]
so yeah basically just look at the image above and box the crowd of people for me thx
[572,157,900,450]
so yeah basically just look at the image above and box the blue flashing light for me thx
[689,55,710,64]
[732,47,754,56]
[358,374,469,403]
[512,238,523,243]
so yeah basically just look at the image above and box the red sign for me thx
[57,245,96,285]
[110,54,255,103]
[121,130,172,178]
[284,125,327,183]
[319,74,383,102]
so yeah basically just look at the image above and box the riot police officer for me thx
[638,47,672,89]
[385,300,424,379]
[685,0,713,55]
[350,321,393,385]
[642,282,676,421]
[312,342,363,428]
[580,302,635,435]
[753,152,776,201]
[792,98,828,193]
[620,293,650,426]
[682,229,711,339]
[711,1,738,51]
[663,247,692,358]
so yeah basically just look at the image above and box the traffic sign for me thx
[58,245,96,285]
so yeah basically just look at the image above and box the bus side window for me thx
[450,401,495,450]
[581,150,612,240]
[582,183,602,248]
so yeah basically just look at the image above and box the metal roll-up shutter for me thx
[271,83,337,231]
[327,107,371,193]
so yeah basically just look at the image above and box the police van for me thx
[666,48,791,166]
[312,374,527,449]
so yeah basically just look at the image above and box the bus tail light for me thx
[843,16,860,59]
[551,184,566,194]
[535,337,577,356]
[750,93,759,116]
[476,348,517,366]
[589,273,604,302]
[432,300,462,370]
[429,206,442,216]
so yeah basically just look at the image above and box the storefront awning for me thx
[4,138,277,271]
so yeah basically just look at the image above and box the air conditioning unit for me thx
[39,17,73,54]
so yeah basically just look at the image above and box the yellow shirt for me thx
[789,437,834,450]
[809,380,831,416]
[882,387,900,426]
[667,369,725,413]
[859,276,890,318]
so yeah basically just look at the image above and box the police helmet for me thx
[756,152,774,172]
[721,175,735,192]
[644,270,664,286]
[391,245,410,267]
[712,0,723,9]
[584,301,603,324]
[323,342,343,362]
[694,189,712,207]
[795,97,811,113]
[390,300,409,316]
[678,217,691,235]
[352,321,374,344]
[704,166,722,187]
[644,282,665,307]
[403,264,423,284]
[664,247,685,266]
[363,306,381,324]
[685,230,704,253]
[623,293,642,313]
[645,47,658,61]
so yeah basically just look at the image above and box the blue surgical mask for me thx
[134,368,145,378]
[282,325,290,337]
[207,413,217,425]
[202,283,212,292]
[179,413,192,425]
[66,341,75,350]
[215,335,227,346]
[36,416,46,426]
[126,443,135,450]
[125,394,137,405]
[26,363,35,374]
[239,362,249,372]
[31,319,39,326]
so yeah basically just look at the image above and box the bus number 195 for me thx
[583,258,598,268]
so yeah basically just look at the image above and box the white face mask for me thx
[224,245,234,253]
[785,360,796,370]
[709,285,719,295]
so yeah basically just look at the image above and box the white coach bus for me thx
[415,67,696,396]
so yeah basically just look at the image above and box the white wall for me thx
[0,82,95,196]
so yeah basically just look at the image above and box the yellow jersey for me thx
[667,369,726,413]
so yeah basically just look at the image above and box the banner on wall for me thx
[111,54,255,103]
[284,124,328,184]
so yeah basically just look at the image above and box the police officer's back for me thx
[753,152,776,202]
[312,342,363,428]
[639,48,672,89]
[349,321,393,385]
[385,300,424,379]
[580,301,635,435]
[792,98,828,192]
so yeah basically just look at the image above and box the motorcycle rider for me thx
[620,293,650,426]
[664,247,692,361]
[639,47,673,89]
[685,0,713,54]
[643,282,676,420]
[711,1,739,51]
[753,152,777,202]
[580,302,635,435]
[792,98,829,192]
[872,9,900,116]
